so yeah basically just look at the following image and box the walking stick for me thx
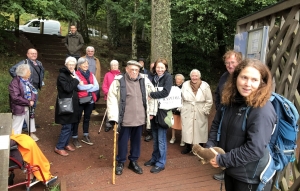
[28,106,33,136]
[112,123,117,184]
[98,108,107,134]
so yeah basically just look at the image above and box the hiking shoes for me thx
[73,138,82,148]
[81,135,94,145]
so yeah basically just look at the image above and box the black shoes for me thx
[105,121,112,132]
[144,160,155,167]
[181,144,191,154]
[128,161,143,174]
[105,126,112,132]
[144,135,153,142]
[150,166,165,174]
[115,162,124,175]
[213,171,225,181]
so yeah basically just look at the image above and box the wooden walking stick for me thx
[98,108,107,134]
[112,123,117,184]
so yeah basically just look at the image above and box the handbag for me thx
[155,109,174,129]
[79,96,92,104]
[157,86,182,110]
[58,95,74,115]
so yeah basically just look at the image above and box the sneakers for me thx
[45,176,58,186]
[150,166,165,174]
[180,140,185,147]
[92,110,99,115]
[73,138,82,148]
[170,138,176,144]
[213,171,225,181]
[81,135,94,145]
[30,133,39,141]
[144,160,155,167]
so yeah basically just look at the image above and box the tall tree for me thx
[151,0,172,73]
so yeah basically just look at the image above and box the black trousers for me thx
[225,173,272,191]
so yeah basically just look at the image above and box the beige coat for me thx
[181,80,213,144]
[107,74,157,129]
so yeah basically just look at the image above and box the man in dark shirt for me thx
[213,50,242,181]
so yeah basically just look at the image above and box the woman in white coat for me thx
[180,69,213,154]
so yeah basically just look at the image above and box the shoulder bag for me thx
[58,93,74,115]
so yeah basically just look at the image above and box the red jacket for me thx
[101,70,121,100]
[76,71,97,102]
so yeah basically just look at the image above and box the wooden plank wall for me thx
[236,1,300,190]
[0,113,12,191]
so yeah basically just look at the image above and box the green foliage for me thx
[48,183,60,191]
[0,55,23,113]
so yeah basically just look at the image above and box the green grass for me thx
[0,55,23,113]
[48,183,60,191]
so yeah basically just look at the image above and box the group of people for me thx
[7,22,276,190]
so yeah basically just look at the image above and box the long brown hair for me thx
[152,58,168,74]
[221,59,272,108]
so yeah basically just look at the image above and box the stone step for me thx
[42,53,66,59]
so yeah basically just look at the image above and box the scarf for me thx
[20,77,38,100]
[154,74,165,85]
[190,79,202,95]
[79,68,91,84]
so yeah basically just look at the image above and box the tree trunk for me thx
[151,0,172,74]
[132,0,138,59]
[14,13,20,37]
[107,0,119,48]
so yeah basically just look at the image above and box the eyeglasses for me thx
[225,61,237,66]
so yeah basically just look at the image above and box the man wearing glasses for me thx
[212,50,242,181]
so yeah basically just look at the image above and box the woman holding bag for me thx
[72,57,99,147]
[144,58,173,174]
[54,57,80,156]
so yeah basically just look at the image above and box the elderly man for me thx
[83,46,101,115]
[212,50,242,181]
[107,60,157,176]
[65,25,84,60]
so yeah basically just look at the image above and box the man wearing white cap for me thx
[107,60,157,175]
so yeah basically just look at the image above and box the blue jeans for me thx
[116,125,143,163]
[72,103,94,138]
[56,123,74,150]
[150,120,167,168]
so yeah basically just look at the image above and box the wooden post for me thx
[0,113,12,191]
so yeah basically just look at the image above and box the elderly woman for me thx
[54,57,80,156]
[72,57,99,147]
[9,64,39,141]
[170,74,185,146]
[180,69,213,154]
[101,60,120,132]
[144,58,173,174]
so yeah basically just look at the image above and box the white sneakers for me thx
[30,133,39,141]
[180,140,185,147]
[92,110,99,115]
[170,138,176,144]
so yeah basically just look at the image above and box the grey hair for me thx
[65,56,77,66]
[86,46,95,52]
[190,69,201,78]
[77,57,88,67]
[110,60,119,66]
[16,64,30,77]
[175,74,185,81]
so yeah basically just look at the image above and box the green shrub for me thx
[0,55,23,113]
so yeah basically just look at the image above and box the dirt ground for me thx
[9,58,217,191]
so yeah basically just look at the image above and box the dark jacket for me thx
[9,59,45,90]
[65,31,84,55]
[55,67,80,124]
[150,72,173,128]
[214,71,229,110]
[206,96,277,184]
[117,73,147,126]
[9,76,36,115]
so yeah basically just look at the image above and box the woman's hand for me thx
[209,155,220,168]
[79,81,84,85]
[29,100,34,106]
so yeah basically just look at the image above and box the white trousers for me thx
[12,106,36,134]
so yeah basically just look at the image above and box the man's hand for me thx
[29,100,34,106]
[149,115,153,120]
[209,155,220,168]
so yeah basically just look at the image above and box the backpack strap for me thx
[240,106,251,131]
[217,106,226,141]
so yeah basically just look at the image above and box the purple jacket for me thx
[9,76,36,115]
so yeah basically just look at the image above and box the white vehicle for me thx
[19,19,62,36]
[88,28,100,37]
